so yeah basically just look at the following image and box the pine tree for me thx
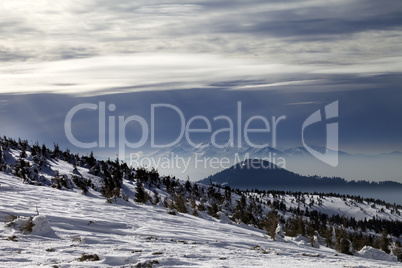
[207,202,219,218]
[224,186,231,201]
[134,182,148,203]
[335,227,352,255]
[185,177,192,193]
[197,201,206,212]
[261,209,278,240]
[324,227,334,248]
[190,198,198,216]
[379,230,391,254]
[153,190,160,205]
[392,245,402,262]
[296,216,306,236]
[88,151,96,167]
[175,193,187,213]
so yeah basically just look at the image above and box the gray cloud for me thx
[2,52,400,95]
[0,0,400,64]
[0,0,400,97]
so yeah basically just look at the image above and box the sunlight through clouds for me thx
[1,0,401,95]
[0,53,314,95]
[0,53,401,95]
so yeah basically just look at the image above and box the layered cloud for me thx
[0,0,401,95]
[0,53,400,95]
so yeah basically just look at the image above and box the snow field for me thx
[0,173,400,268]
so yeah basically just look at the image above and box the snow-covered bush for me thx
[357,246,397,262]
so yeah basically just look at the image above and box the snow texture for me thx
[0,170,400,267]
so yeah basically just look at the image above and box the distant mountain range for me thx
[147,142,402,160]
[144,142,402,184]
[199,159,402,204]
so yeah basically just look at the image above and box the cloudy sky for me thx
[0,0,401,180]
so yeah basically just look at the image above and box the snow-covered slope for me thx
[0,173,401,268]
[0,137,401,267]
[248,191,402,222]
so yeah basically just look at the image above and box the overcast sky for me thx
[0,1,401,164]
[1,0,401,94]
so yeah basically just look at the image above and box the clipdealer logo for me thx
[302,101,339,167]
[64,100,339,167]
[64,102,286,159]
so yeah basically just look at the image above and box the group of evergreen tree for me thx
[0,136,401,261]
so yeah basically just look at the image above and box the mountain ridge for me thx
[199,159,402,204]
[143,142,402,182]
[147,142,402,159]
